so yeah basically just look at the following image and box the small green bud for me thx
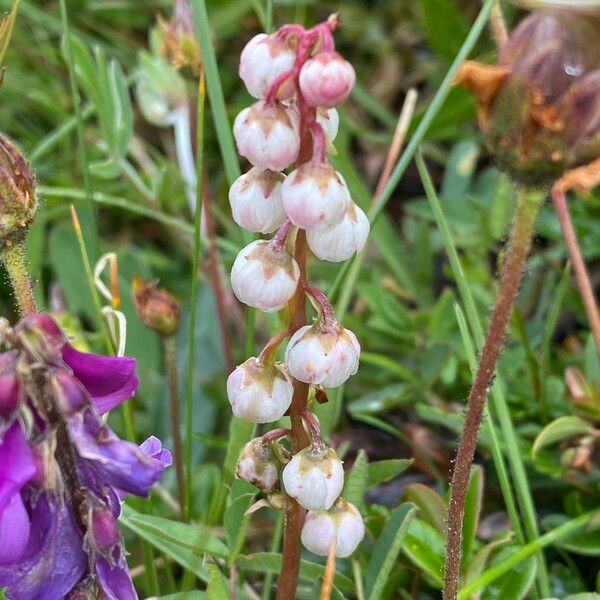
[0,133,37,246]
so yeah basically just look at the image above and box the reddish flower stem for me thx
[258,327,292,364]
[552,187,600,355]
[304,283,337,327]
[443,189,542,600]
[270,218,293,252]
[277,93,315,600]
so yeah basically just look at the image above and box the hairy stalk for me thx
[552,188,600,355]
[164,335,186,514]
[443,188,542,600]
[277,101,314,599]
[2,242,36,315]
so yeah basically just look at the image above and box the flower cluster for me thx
[0,313,171,599]
[227,17,366,558]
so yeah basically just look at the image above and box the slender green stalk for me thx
[2,242,37,316]
[416,155,550,598]
[58,0,97,259]
[164,335,186,514]
[190,0,240,186]
[184,73,206,521]
[266,0,273,32]
[141,541,160,597]
[458,511,599,600]
[331,0,495,316]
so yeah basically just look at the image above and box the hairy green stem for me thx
[443,188,542,600]
[2,242,36,315]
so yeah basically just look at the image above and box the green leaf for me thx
[462,466,484,562]
[0,0,19,67]
[463,535,513,587]
[365,503,417,599]
[158,594,206,600]
[236,553,354,592]
[419,0,470,60]
[206,563,229,600]
[480,547,537,600]
[120,504,229,559]
[347,384,412,415]
[343,449,368,508]
[366,459,412,489]
[401,517,446,588]
[224,492,255,565]
[531,416,593,458]
[542,514,600,556]
[405,483,447,534]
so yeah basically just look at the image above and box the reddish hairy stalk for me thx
[277,96,315,600]
[552,188,600,355]
[304,283,336,326]
[443,189,542,600]
[2,242,37,316]
[202,181,235,373]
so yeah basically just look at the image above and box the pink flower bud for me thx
[233,101,300,170]
[229,168,286,234]
[281,162,350,230]
[282,444,344,511]
[299,52,355,108]
[317,107,339,142]
[231,239,300,312]
[306,201,369,262]
[89,505,121,553]
[239,33,296,100]
[236,436,280,492]
[227,357,293,423]
[285,322,360,388]
[301,498,365,557]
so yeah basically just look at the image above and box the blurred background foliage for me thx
[0,0,599,598]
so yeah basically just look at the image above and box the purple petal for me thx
[0,423,37,515]
[62,344,138,414]
[139,436,173,467]
[95,556,138,600]
[0,493,30,564]
[0,494,87,600]
[70,409,168,497]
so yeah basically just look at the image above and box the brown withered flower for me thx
[132,275,181,337]
[157,0,202,74]
[456,10,600,186]
[0,133,37,247]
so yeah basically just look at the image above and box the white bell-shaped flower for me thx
[231,239,300,312]
[301,498,365,558]
[229,168,286,234]
[281,162,350,230]
[239,33,296,100]
[227,357,293,423]
[285,322,360,388]
[233,101,300,171]
[306,201,370,262]
[282,444,344,511]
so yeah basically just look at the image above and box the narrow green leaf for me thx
[366,459,412,489]
[0,0,19,67]
[531,416,593,459]
[206,563,229,600]
[400,517,446,588]
[365,503,417,598]
[343,449,368,508]
[225,492,255,565]
[121,504,229,559]
[405,483,447,534]
[480,547,537,600]
[462,466,484,562]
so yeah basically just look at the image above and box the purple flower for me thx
[0,313,171,600]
